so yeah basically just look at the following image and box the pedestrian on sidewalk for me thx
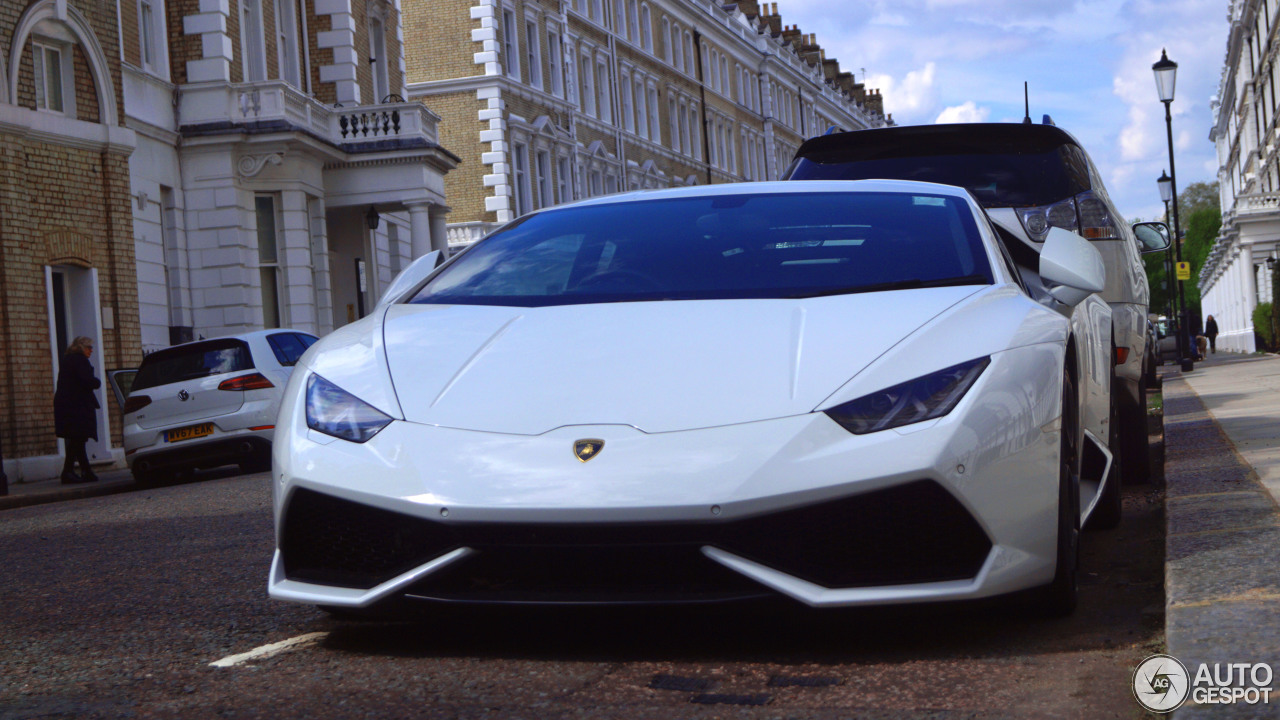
[1206,314,1219,353]
[54,336,101,485]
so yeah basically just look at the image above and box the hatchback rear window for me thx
[133,339,254,392]
[785,125,1093,208]
[409,191,992,308]
[267,333,316,367]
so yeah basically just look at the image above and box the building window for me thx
[580,54,596,116]
[648,86,660,139]
[590,169,603,196]
[275,0,301,87]
[640,5,652,52]
[627,0,639,42]
[684,32,694,75]
[502,9,521,80]
[668,96,679,151]
[597,58,612,123]
[138,0,171,77]
[661,17,671,63]
[590,0,602,23]
[547,29,563,97]
[32,42,66,113]
[369,14,390,101]
[688,105,700,158]
[670,24,682,70]
[557,156,572,203]
[535,150,553,208]
[620,74,633,132]
[513,142,532,215]
[525,20,543,90]
[255,195,284,329]
[240,0,267,81]
[678,100,690,156]
[635,79,648,139]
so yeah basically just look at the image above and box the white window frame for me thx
[369,12,390,101]
[668,95,679,151]
[648,84,660,140]
[525,18,543,90]
[634,77,648,139]
[273,0,300,88]
[661,17,671,63]
[255,194,286,329]
[597,57,612,123]
[627,0,639,43]
[683,32,694,75]
[580,53,596,116]
[512,142,532,216]
[670,23,682,70]
[619,72,633,132]
[547,29,563,97]
[240,0,267,82]
[556,155,572,203]
[138,0,171,79]
[32,41,73,115]
[535,149,553,208]
[689,104,700,159]
[640,5,652,52]
[502,8,521,80]
[678,99,690,156]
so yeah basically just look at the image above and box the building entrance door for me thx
[46,266,110,463]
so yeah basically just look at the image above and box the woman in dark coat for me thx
[1206,315,1220,354]
[54,336,101,484]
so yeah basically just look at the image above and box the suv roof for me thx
[785,123,1096,209]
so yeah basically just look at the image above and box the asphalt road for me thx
[0,471,1165,719]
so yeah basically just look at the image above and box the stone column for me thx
[407,202,432,259]
[429,205,451,254]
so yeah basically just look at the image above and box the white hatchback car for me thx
[120,330,316,483]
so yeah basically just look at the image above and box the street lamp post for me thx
[1158,170,1176,319]
[1154,49,1194,371]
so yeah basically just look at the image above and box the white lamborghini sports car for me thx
[268,180,1118,616]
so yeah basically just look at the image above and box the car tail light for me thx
[1017,191,1119,242]
[1115,347,1130,365]
[122,395,151,414]
[218,373,275,391]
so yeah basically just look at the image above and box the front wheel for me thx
[1039,364,1081,617]
[1121,378,1151,484]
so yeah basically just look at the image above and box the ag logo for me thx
[573,439,604,462]
[1133,654,1190,713]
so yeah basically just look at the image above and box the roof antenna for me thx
[1023,82,1032,124]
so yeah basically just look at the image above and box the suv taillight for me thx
[1016,190,1119,242]
[218,373,275,391]
[123,395,151,414]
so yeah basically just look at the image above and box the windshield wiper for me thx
[787,274,990,299]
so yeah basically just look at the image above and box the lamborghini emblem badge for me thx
[574,439,604,462]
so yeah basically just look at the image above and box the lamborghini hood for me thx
[381,287,982,435]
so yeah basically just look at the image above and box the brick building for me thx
[403,0,888,245]
[1,0,140,479]
[122,0,457,356]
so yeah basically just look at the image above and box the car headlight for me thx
[824,357,990,435]
[305,374,393,443]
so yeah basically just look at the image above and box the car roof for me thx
[795,123,1086,159]
[540,179,977,214]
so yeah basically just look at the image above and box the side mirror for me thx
[1040,227,1106,306]
[1132,221,1172,253]
[375,250,443,309]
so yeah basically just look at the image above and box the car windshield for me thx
[785,126,1093,208]
[132,339,255,391]
[409,191,992,307]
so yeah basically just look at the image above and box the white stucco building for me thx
[1204,0,1280,352]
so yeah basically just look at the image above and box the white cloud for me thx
[868,63,936,122]
[936,102,990,124]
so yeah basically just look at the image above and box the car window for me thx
[410,192,993,308]
[267,333,309,367]
[132,339,254,391]
[294,333,318,350]
[985,216,1030,296]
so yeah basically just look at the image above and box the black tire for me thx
[1089,392,1123,530]
[1040,363,1081,617]
[239,455,272,475]
[1121,377,1151,484]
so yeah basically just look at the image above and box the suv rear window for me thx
[785,124,1093,208]
[133,339,255,392]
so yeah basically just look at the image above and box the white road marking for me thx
[209,632,329,668]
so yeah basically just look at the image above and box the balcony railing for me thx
[1235,191,1280,216]
[179,81,439,151]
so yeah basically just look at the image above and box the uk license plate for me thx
[165,423,214,443]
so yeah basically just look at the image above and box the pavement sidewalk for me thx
[0,464,139,511]
[1161,351,1280,718]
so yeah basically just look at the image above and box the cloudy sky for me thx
[778,0,1230,221]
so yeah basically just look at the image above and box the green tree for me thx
[1145,181,1221,321]
[1179,206,1221,314]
